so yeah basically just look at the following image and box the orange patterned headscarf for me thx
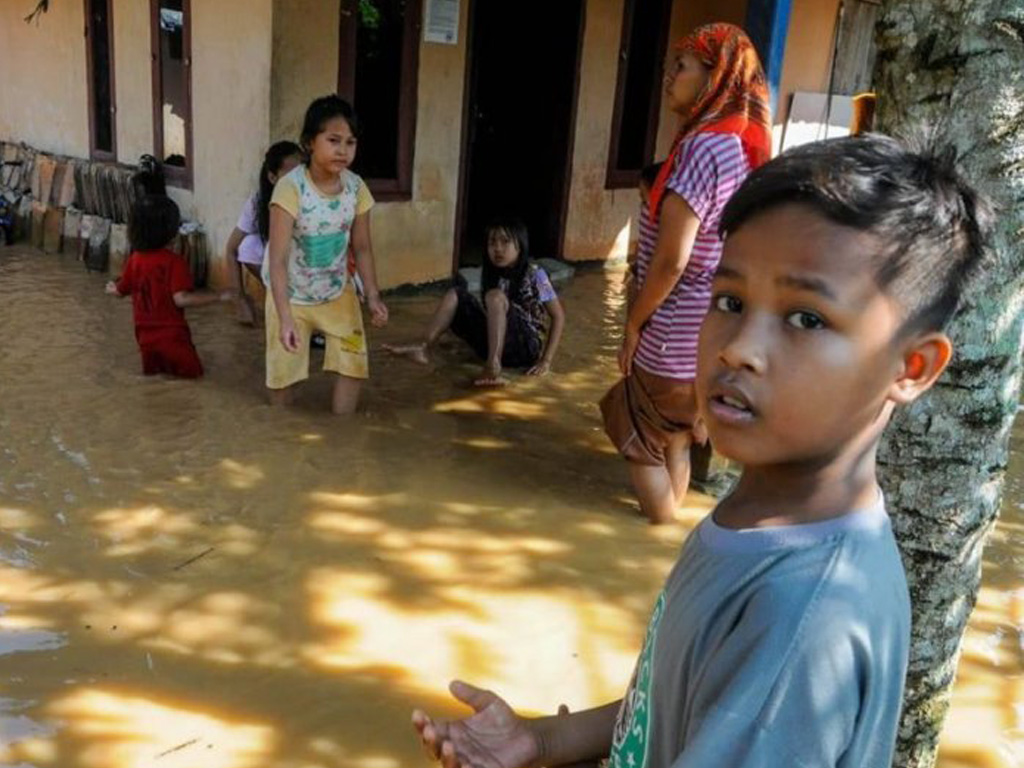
[648,23,772,221]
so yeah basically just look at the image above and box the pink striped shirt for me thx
[634,133,750,380]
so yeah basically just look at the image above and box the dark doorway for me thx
[455,1,585,267]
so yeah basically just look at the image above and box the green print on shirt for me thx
[609,590,666,768]
[301,232,347,269]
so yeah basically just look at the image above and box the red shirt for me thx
[116,249,193,330]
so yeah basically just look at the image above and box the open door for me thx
[455,0,585,267]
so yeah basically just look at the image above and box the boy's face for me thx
[696,204,921,468]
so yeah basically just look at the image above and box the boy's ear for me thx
[889,333,953,405]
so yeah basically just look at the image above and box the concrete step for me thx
[457,257,575,294]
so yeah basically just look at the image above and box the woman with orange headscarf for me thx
[601,23,771,524]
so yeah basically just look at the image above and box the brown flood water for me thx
[0,246,1019,768]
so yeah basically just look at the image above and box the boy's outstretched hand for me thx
[104,281,121,296]
[412,681,541,768]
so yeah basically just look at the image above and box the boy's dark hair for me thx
[720,134,993,333]
[257,140,302,242]
[482,216,530,297]
[640,162,662,189]
[300,96,359,156]
[129,194,181,252]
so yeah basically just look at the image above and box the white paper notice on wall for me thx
[424,0,459,45]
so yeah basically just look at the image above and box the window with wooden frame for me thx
[606,0,673,188]
[338,0,421,201]
[85,0,116,161]
[150,0,192,188]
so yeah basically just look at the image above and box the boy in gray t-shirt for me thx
[411,134,991,768]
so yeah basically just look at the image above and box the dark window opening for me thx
[339,0,420,200]
[151,0,192,186]
[85,0,116,160]
[606,0,673,188]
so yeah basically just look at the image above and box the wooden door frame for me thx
[149,0,193,189]
[451,0,586,271]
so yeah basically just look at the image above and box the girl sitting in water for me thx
[386,217,565,387]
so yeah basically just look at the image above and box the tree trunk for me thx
[873,2,1024,766]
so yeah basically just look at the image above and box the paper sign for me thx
[424,0,459,45]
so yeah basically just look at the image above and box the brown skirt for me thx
[600,366,698,466]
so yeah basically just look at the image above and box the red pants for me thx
[136,326,204,378]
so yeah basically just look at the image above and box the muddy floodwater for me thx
[0,246,1020,768]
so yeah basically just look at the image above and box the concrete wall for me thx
[776,0,841,130]
[0,2,89,158]
[189,0,274,285]
[0,1,274,288]
[560,0,632,262]
[270,0,339,143]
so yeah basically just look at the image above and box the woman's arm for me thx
[618,193,701,375]
[528,297,566,375]
[351,212,388,326]
[628,193,701,332]
[267,205,299,351]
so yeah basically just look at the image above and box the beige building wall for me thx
[561,0,631,262]
[562,0,748,262]
[776,0,841,129]
[0,2,89,158]
[188,0,274,286]
[270,0,340,142]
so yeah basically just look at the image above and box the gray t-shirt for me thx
[609,495,910,768]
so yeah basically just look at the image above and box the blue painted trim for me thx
[745,0,793,114]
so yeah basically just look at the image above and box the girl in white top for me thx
[264,95,388,415]
[223,141,302,325]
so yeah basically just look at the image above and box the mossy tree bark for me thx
[873,2,1024,766]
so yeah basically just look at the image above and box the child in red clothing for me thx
[105,195,233,378]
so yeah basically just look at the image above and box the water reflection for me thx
[0,248,1018,767]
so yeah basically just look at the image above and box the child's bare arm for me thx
[351,212,388,327]
[173,290,234,308]
[528,298,566,376]
[535,700,620,766]
[268,205,299,351]
[412,680,619,768]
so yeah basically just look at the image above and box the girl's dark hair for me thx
[300,95,359,157]
[481,216,530,296]
[720,133,993,333]
[640,162,662,189]
[129,195,181,252]
[256,140,302,242]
